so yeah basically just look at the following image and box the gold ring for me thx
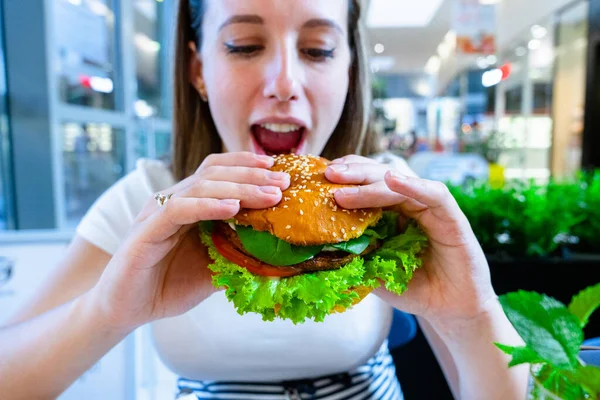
[154,192,173,207]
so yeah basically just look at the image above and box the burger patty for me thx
[215,222,380,273]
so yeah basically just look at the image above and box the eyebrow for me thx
[218,15,344,34]
[302,18,344,34]
[219,15,264,31]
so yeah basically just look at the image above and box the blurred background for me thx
[0,0,599,399]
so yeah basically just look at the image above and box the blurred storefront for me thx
[493,0,589,181]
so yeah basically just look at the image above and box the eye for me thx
[301,48,336,61]
[224,43,264,57]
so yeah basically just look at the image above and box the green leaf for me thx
[199,221,428,324]
[363,223,428,295]
[363,211,399,240]
[236,225,323,266]
[532,364,588,400]
[331,235,371,255]
[498,291,584,370]
[572,365,600,397]
[494,344,545,367]
[568,283,600,328]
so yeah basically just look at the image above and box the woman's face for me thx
[193,0,352,156]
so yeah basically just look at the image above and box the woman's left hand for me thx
[325,155,497,325]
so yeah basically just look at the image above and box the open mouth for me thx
[251,123,307,155]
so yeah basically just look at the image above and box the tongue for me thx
[253,126,303,154]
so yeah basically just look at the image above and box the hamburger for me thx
[200,154,428,324]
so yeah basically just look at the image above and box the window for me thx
[55,0,117,110]
[62,123,125,227]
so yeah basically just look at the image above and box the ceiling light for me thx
[486,55,497,65]
[374,43,385,54]
[425,55,441,75]
[531,25,548,39]
[476,57,489,69]
[367,0,444,28]
[528,39,541,51]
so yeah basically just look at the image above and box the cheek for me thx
[312,67,350,125]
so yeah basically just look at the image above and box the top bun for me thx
[234,154,382,246]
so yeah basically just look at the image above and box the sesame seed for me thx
[243,213,248,217]
[359,218,364,222]
[331,216,336,222]
[286,236,291,240]
[333,232,338,238]
[305,189,312,193]
[272,207,276,211]
[299,198,304,203]
[320,188,324,192]
[300,210,304,215]
[314,200,319,206]
[351,227,356,231]
[284,205,289,208]
[286,225,291,229]
[341,228,346,234]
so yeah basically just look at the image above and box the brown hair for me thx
[172,0,377,181]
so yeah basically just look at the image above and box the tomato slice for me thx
[211,231,301,277]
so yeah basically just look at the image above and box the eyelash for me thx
[224,44,336,61]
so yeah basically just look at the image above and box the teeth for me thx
[260,123,301,133]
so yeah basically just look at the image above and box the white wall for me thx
[496,0,576,49]
[0,238,135,400]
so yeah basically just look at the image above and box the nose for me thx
[263,42,301,102]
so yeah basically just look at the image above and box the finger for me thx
[330,155,378,165]
[144,198,241,242]
[384,171,463,222]
[325,162,389,185]
[197,152,274,172]
[334,181,426,213]
[200,166,290,190]
[180,180,282,209]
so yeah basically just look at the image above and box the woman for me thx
[0,0,528,399]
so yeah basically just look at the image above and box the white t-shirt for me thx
[76,158,394,382]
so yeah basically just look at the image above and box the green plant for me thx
[495,283,600,399]
[449,170,600,259]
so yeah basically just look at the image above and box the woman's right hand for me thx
[89,152,289,332]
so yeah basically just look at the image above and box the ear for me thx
[189,41,208,102]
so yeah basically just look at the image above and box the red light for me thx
[79,75,92,89]
[500,63,512,80]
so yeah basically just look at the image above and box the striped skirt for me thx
[176,341,403,400]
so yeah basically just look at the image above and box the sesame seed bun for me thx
[234,154,383,246]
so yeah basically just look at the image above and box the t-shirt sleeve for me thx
[75,159,174,255]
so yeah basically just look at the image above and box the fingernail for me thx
[331,158,346,164]
[259,186,281,195]
[220,199,240,206]
[328,164,349,173]
[268,171,289,181]
[257,155,275,164]
[338,187,359,196]
[389,170,408,180]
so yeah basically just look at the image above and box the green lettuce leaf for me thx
[363,223,428,295]
[331,235,371,255]
[568,283,600,328]
[236,225,322,266]
[199,217,428,324]
[498,291,583,371]
[363,211,399,240]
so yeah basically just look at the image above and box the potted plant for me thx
[496,283,600,399]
